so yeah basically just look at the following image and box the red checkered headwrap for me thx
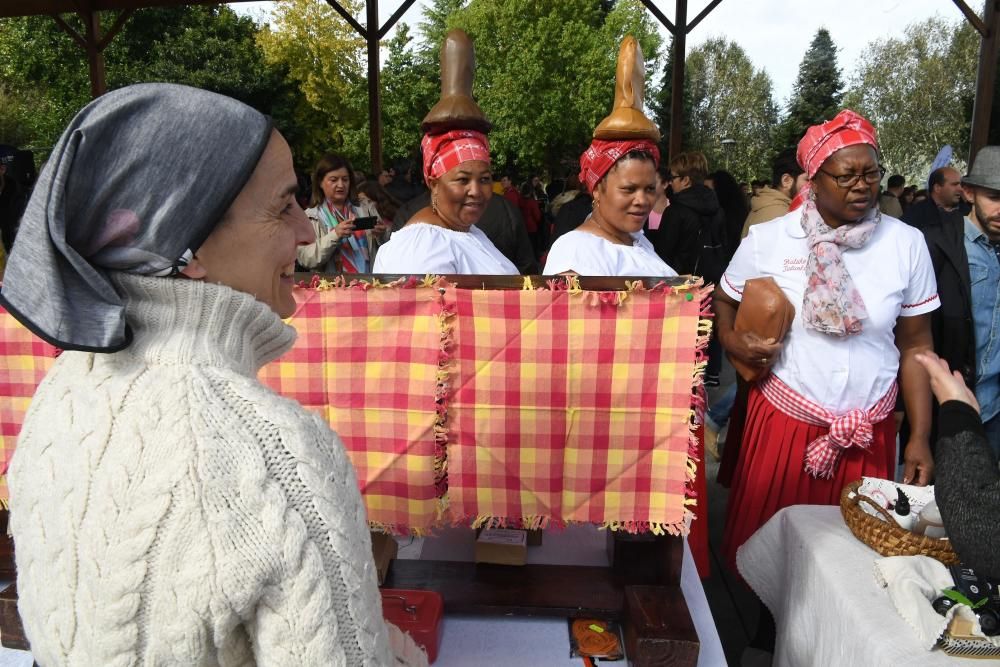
[421,130,490,183]
[797,109,878,179]
[579,139,660,193]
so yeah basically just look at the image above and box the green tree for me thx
[680,38,777,181]
[651,35,700,158]
[844,16,978,181]
[258,0,370,168]
[450,0,662,175]
[0,6,296,161]
[774,28,844,151]
[380,22,438,166]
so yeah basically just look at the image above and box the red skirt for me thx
[721,385,895,572]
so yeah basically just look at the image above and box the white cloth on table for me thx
[737,504,976,667]
[543,228,678,277]
[721,211,939,414]
[874,556,1000,651]
[373,222,518,275]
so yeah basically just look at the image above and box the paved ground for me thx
[702,360,761,667]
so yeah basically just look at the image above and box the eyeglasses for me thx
[817,165,886,188]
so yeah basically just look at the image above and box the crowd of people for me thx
[0,27,998,667]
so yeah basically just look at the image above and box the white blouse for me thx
[543,228,678,277]
[721,210,939,413]
[372,223,519,275]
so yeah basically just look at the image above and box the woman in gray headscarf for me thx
[0,84,426,667]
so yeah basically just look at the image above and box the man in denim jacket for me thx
[958,146,1000,458]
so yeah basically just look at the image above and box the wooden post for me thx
[83,8,107,97]
[366,0,382,172]
[970,0,1000,163]
[669,0,687,161]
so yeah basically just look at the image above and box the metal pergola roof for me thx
[2,0,997,169]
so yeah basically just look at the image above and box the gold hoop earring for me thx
[431,194,439,215]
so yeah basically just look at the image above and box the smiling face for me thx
[183,130,315,318]
[811,144,880,228]
[428,160,493,231]
[320,167,351,206]
[594,156,657,235]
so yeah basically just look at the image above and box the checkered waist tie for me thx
[758,373,898,479]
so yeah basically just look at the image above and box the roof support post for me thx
[969,0,1000,162]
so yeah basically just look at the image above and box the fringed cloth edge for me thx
[294,274,710,538]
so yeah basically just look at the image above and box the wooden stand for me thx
[383,532,698,667]
[0,511,25,652]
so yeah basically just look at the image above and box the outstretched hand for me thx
[914,351,979,414]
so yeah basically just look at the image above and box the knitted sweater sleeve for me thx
[935,400,1000,580]
[208,373,427,666]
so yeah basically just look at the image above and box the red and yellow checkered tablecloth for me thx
[259,281,451,533]
[0,311,58,508]
[447,286,701,534]
[0,276,709,536]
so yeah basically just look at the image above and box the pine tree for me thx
[651,36,694,157]
[651,36,674,156]
[774,28,843,151]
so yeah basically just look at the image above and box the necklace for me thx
[592,213,633,246]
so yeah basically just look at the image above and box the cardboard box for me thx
[474,528,528,566]
[370,531,398,585]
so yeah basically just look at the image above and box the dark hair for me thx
[928,166,955,191]
[310,153,356,208]
[770,147,804,189]
[887,174,905,189]
[357,180,400,221]
[712,170,749,256]
[657,165,671,182]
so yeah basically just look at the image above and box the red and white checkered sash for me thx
[758,373,898,479]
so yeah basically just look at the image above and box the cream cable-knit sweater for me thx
[9,274,426,667]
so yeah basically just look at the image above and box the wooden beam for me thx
[81,7,107,97]
[669,0,687,160]
[97,8,135,51]
[0,0,262,18]
[377,0,417,40]
[970,0,1000,161]
[638,0,677,35]
[51,14,88,50]
[366,0,382,172]
[324,0,367,39]
[685,0,725,34]
[953,0,990,38]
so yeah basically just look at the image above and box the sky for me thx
[229,0,975,106]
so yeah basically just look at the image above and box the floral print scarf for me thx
[800,197,880,337]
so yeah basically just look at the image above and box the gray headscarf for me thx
[0,83,272,352]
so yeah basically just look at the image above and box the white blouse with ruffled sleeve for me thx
[373,223,518,275]
[543,228,678,277]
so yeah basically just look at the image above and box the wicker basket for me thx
[840,480,958,564]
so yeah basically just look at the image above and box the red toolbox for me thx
[381,588,444,663]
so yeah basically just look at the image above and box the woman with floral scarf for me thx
[298,153,386,274]
[715,110,939,571]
